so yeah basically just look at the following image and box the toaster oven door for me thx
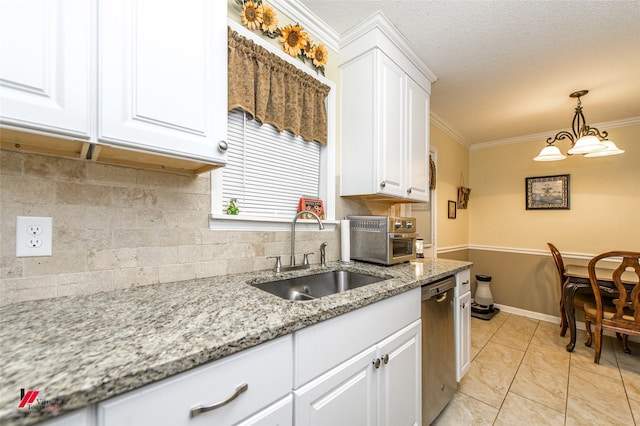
[388,233,416,263]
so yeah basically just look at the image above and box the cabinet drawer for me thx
[98,335,292,426]
[455,269,471,297]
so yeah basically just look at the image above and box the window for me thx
[222,109,321,218]
[211,22,335,231]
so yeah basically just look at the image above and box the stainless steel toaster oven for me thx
[347,215,417,265]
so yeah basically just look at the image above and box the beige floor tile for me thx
[530,320,572,351]
[613,339,640,373]
[458,341,525,408]
[471,328,491,360]
[489,315,538,352]
[566,364,634,425]
[570,332,621,379]
[621,369,640,402]
[521,340,571,375]
[629,397,640,425]
[510,361,568,413]
[494,392,565,426]
[432,392,498,426]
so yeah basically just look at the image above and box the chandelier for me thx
[533,90,625,161]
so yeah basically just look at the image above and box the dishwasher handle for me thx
[435,293,448,303]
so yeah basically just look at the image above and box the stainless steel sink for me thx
[251,270,386,301]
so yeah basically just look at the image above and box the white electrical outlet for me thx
[16,216,52,257]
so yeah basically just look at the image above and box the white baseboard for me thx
[494,303,640,343]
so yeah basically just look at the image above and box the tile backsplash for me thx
[1,150,349,305]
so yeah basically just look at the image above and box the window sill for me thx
[209,214,338,232]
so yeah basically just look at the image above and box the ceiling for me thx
[298,0,640,147]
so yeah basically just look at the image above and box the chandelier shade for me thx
[533,90,623,162]
[584,140,625,157]
[533,145,567,161]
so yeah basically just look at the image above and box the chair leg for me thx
[594,323,602,364]
[622,334,631,354]
[584,317,592,347]
[560,300,568,337]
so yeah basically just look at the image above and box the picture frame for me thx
[448,200,457,219]
[525,174,570,210]
[297,197,325,220]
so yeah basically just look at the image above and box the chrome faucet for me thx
[291,211,324,266]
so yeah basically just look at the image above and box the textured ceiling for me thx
[298,0,640,146]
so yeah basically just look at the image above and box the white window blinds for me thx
[223,109,321,218]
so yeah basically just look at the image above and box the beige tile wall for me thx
[0,150,341,305]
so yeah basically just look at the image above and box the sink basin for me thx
[252,270,386,301]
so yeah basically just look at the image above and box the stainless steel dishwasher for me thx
[421,275,456,425]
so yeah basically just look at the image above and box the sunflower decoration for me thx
[309,43,328,69]
[235,0,328,73]
[280,24,308,58]
[259,3,278,35]
[241,1,262,31]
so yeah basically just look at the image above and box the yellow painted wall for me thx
[430,124,470,250]
[469,124,640,254]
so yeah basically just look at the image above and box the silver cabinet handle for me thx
[462,280,470,285]
[461,303,467,309]
[189,383,248,418]
[407,188,412,194]
[435,293,447,303]
[217,140,229,153]
[382,354,389,365]
[380,181,386,188]
[372,358,381,369]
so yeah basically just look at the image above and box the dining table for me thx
[562,264,636,352]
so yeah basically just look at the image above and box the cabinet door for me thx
[376,53,405,198]
[99,0,227,164]
[404,78,429,202]
[456,291,472,381]
[377,320,421,426]
[0,0,91,138]
[294,346,377,426]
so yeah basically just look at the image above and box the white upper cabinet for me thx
[0,0,226,174]
[98,0,227,165]
[340,12,436,203]
[0,0,92,138]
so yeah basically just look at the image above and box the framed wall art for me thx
[525,174,570,210]
[448,200,457,219]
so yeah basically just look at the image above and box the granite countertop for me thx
[0,258,471,425]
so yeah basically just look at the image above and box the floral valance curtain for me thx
[228,27,330,145]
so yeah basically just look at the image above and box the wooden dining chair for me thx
[547,242,592,337]
[583,251,640,364]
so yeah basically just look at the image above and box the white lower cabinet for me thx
[50,290,421,426]
[454,269,472,381]
[294,288,421,426]
[97,335,292,426]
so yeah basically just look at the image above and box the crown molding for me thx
[430,112,469,149]
[470,116,640,151]
[340,11,438,83]
[268,0,340,52]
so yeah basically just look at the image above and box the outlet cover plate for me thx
[16,216,52,257]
